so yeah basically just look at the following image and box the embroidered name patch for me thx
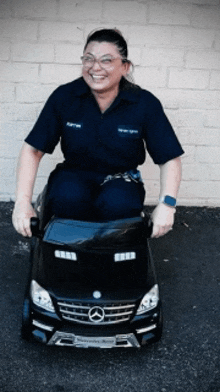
[66,122,82,129]
[118,127,140,137]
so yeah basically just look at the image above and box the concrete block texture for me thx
[0,20,38,41]
[0,63,39,83]
[0,83,15,102]
[12,0,57,19]
[149,3,191,25]
[0,41,10,61]
[0,0,220,207]
[39,22,84,43]
[55,44,83,64]
[186,50,220,70]
[58,0,102,22]
[15,84,57,103]
[103,1,147,24]
[170,27,215,48]
[141,48,185,67]
[12,43,55,63]
[40,64,81,84]
[191,4,220,29]
[210,71,220,90]
[168,69,210,89]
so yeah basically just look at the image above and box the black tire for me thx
[21,298,32,341]
[154,305,163,342]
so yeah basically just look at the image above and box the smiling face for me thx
[82,41,130,96]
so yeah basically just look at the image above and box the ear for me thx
[122,60,132,77]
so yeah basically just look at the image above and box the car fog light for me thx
[136,284,159,315]
[30,280,55,313]
[114,252,136,262]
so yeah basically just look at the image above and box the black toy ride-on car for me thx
[21,202,163,348]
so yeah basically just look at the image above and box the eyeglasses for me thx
[81,55,126,69]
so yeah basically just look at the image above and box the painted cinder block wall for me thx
[0,0,220,206]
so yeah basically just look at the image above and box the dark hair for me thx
[84,28,128,60]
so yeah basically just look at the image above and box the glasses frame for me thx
[81,55,127,69]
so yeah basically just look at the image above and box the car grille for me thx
[57,300,136,325]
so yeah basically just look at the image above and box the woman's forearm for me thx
[12,143,44,237]
[15,142,44,203]
[151,157,182,238]
[159,156,182,200]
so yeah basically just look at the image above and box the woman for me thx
[12,28,184,238]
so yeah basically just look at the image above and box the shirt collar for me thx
[74,77,91,97]
[75,77,140,103]
[119,77,140,103]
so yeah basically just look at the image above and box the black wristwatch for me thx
[159,195,176,208]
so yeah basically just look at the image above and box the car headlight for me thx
[136,284,159,315]
[114,252,136,262]
[30,280,55,313]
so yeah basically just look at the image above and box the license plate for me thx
[75,335,116,348]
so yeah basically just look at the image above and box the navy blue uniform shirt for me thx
[25,77,184,174]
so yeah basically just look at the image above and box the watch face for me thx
[164,196,176,207]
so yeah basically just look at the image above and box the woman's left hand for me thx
[151,203,176,238]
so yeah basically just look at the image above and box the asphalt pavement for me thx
[0,202,219,392]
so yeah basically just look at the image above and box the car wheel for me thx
[154,306,163,342]
[21,298,32,341]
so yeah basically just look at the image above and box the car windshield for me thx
[43,217,143,246]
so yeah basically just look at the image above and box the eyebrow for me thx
[85,52,114,57]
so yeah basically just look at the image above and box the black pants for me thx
[44,167,145,222]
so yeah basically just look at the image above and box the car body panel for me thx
[22,214,163,347]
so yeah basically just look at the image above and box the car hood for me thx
[42,216,149,250]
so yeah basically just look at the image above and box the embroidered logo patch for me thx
[66,122,82,129]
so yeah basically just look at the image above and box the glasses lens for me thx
[100,57,114,68]
[81,56,94,67]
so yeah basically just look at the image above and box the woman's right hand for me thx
[12,200,37,237]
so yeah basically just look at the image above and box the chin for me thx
[88,80,109,93]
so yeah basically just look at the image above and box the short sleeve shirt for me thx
[25,77,184,174]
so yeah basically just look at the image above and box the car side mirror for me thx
[30,217,43,238]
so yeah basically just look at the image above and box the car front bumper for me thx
[28,304,162,348]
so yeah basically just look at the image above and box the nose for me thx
[91,59,103,71]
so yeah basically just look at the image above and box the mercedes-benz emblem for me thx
[88,306,105,323]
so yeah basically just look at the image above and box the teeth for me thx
[92,75,104,80]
